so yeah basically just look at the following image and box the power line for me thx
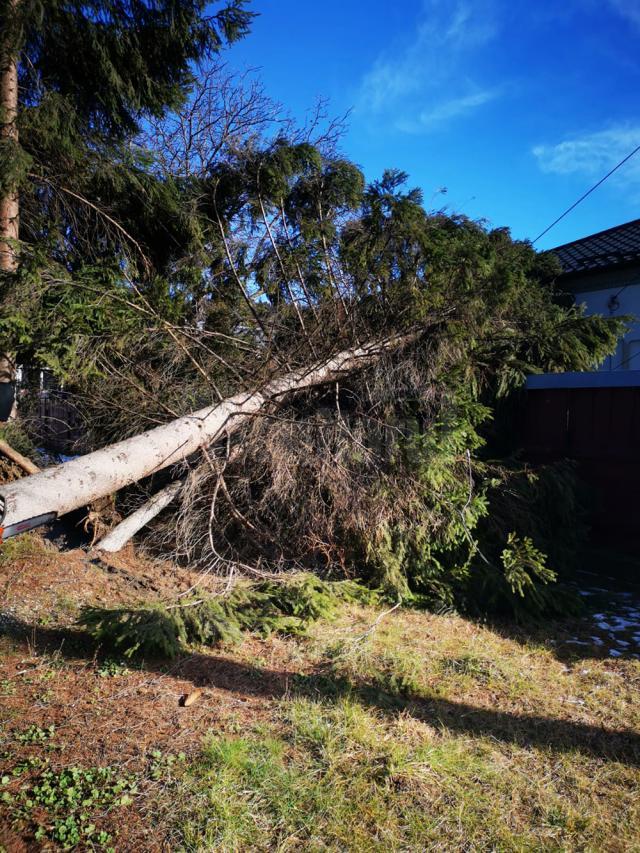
[614,343,640,371]
[532,142,640,245]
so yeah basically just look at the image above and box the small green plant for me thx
[6,756,48,780]
[16,724,55,745]
[148,749,187,782]
[97,659,129,678]
[4,763,136,849]
[0,678,16,697]
[38,689,55,704]
[544,805,569,829]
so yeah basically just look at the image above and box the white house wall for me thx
[574,279,640,371]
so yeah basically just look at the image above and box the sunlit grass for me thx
[163,605,640,851]
[168,691,639,851]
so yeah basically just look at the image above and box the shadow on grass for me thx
[484,597,640,664]
[2,613,639,769]
[472,553,640,664]
[0,612,91,657]
[292,669,640,767]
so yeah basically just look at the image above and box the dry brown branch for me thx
[351,600,403,642]
[0,440,39,475]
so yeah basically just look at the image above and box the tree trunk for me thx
[0,0,20,420]
[0,334,411,539]
[95,480,183,553]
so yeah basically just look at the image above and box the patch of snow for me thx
[608,618,640,632]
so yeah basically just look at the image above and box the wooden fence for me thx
[29,391,86,455]
[523,378,640,545]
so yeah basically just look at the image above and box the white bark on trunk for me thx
[0,0,19,273]
[0,334,410,538]
[95,480,182,552]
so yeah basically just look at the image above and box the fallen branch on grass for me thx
[95,480,184,553]
[351,599,403,643]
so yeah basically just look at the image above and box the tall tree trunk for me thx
[0,334,412,538]
[0,0,20,419]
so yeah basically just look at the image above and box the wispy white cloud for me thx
[357,0,501,133]
[533,126,640,187]
[397,88,501,133]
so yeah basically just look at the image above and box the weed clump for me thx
[2,760,136,849]
[0,532,49,564]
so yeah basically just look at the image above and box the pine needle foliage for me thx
[1,7,626,628]
[4,1,254,136]
[79,575,376,658]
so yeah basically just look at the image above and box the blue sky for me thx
[224,0,640,249]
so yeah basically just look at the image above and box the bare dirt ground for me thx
[0,535,296,850]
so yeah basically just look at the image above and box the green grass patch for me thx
[165,691,640,851]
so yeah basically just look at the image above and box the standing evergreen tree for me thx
[0,0,254,410]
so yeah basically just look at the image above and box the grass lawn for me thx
[0,536,639,850]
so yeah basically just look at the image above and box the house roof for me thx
[551,217,640,276]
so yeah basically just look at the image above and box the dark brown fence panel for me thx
[36,392,85,455]
[524,387,640,545]
[523,389,569,456]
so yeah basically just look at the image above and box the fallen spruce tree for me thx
[1,93,625,616]
[0,332,411,538]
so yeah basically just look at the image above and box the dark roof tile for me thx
[551,218,640,275]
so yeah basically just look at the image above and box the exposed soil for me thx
[0,533,299,851]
